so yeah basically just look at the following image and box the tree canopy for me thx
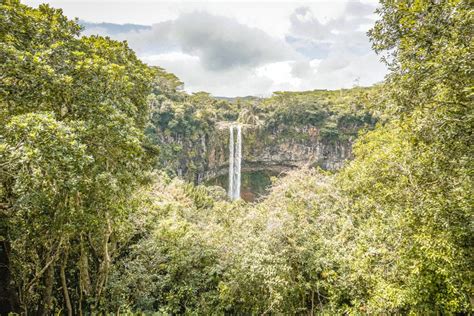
[0,0,472,314]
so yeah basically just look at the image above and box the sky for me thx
[25,0,387,97]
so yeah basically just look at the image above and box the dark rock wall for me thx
[170,124,354,184]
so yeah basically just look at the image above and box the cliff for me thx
[169,123,354,184]
[147,87,375,185]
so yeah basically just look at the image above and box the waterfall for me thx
[228,124,242,200]
[228,126,234,199]
[234,125,242,200]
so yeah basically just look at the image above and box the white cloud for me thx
[141,52,200,63]
[142,52,275,96]
[88,11,298,71]
[256,61,301,87]
[28,0,387,96]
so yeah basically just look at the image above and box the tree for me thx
[0,1,155,313]
[336,0,473,312]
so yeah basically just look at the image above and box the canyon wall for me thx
[169,123,355,184]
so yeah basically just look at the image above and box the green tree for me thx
[337,0,473,312]
[0,1,155,313]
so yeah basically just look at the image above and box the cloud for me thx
[286,1,377,55]
[164,12,297,70]
[282,1,386,90]
[80,1,386,96]
[290,60,314,78]
[289,7,329,41]
[256,61,301,88]
[313,53,386,89]
[85,11,297,71]
[345,1,377,17]
[142,53,285,97]
[80,21,150,35]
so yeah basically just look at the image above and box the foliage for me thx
[145,79,376,181]
[337,0,474,312]
[262,88,376,141]
[115,0,473,314]
[0,1,155,313]
[338,122,472,313]
[0,0,472,314]
[216,169,355,314]
[105,177,224,314]
[104,170,356,314]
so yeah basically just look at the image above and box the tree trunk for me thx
[0,239,21,314]
[37,262,54,316]
[79,235,91,315]
[92,216,112,311]
[60,250,73,316]
[0,198,21,314]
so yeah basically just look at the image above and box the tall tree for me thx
[0,1,155,313]
[337,0,473,312]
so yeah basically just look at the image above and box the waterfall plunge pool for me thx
[205,169,282,202]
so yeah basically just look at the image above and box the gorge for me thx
[148,85,376,201]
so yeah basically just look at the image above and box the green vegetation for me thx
[146,82,375,181]
[0,1,156,313]
[0,0,472,314]
[207,170,279,202]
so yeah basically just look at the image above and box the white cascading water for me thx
[228,124,242,200]
[234,125,242,200]
[228,125,234,199]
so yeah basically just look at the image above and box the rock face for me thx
[243,125,353,170]
[174,123,354,184]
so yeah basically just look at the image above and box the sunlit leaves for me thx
[0,1,156,312]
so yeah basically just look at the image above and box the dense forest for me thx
[0,0,472,314]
